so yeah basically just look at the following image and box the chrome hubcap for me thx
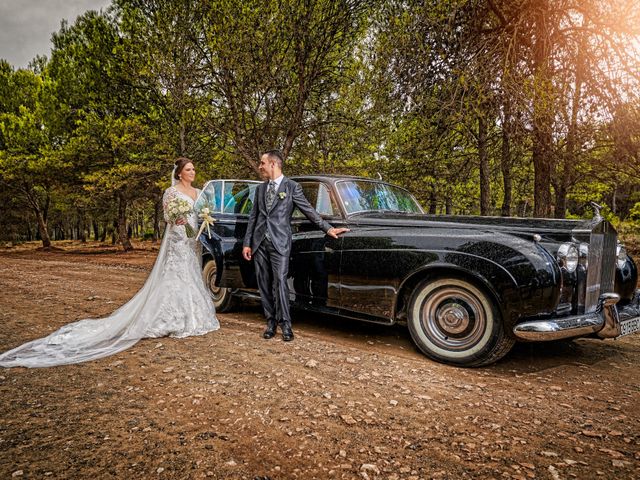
[420,286,487,351]
[436,303,469,334]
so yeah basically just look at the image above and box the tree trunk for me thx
[428,187,437,214]
[117,194,133,251]
[478,115,490,216]
[179,121,186,156]
[500,97,513,217]
[35,210,51,249]
[554,177,568,219]
[532,0,553,218]
[611,183,617,214]
[532,133,552,218]
[282,47,310,160]
[78,216,87,243]
[93,220,99,241]
[24,187,52,249]
[111,219,118,245]
[153,198,163,242]
[555,32,585,219]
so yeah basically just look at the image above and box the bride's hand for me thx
[175,218,187,225]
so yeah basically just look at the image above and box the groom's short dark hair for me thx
[263,149,284,168]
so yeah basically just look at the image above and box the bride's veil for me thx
[0,171,178,368]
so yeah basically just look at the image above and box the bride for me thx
[0,157,219,368]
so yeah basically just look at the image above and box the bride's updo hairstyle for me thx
[174,157,193,180]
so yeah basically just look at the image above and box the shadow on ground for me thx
[229,300,627,375]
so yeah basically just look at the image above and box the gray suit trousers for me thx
[253,238,291,327]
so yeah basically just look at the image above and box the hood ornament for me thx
[588,201,603,221]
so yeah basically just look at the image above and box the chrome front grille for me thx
[585,227,617,313]
[601,232,616,292]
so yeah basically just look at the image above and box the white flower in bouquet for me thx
[167,197,196,238]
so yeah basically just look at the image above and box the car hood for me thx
[347,212,602,242]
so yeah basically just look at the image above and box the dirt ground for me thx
[0,241,639,480]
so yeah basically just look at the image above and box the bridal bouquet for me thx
[167,197,196,238]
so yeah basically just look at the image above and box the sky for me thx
[0,0,111,69]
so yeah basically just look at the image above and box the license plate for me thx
[619,317,640,337]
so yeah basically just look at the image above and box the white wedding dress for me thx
[0,186,219,368]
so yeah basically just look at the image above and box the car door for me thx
[335,180,416,322]
[289,181,345,311]
[217,180,260,289]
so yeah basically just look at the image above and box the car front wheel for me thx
[407,278,515,367]
[202,258,236,312]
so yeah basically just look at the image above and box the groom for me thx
[242,150,349,341]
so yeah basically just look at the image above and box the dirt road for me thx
[0,242,638,479]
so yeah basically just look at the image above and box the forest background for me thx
[1,0,639,251]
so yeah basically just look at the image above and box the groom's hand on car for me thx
[327,227,350,239]
[242,246,252,261]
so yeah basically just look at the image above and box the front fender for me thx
[395,244,560,332]
[396,256,518,328]
[616,254,638,302]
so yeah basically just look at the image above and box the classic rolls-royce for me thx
[193,175,640,366]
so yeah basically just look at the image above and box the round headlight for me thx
[617,244,628,269]
[578,243,589,270]
[557,243,579,273]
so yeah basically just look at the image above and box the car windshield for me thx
[336,180,423,215]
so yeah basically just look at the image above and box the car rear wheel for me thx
[407,278,515,367]
[202,258,236,312]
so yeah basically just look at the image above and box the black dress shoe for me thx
[281,326,294,342]
[263,327,276,339]
[263,319,277,339]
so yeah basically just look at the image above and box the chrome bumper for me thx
[513,289,640,341]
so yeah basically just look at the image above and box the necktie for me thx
[266,181,276,209]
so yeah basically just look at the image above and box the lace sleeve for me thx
[162,187,177,223]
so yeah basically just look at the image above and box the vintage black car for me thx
[194,175,640,366]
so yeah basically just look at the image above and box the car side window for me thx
[222,182,258,215]
[196,181,223,213]
[293,182,339,218]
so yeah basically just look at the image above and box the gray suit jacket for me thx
[243,177,332,256]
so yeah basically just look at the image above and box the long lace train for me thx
[0,187,219,368]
